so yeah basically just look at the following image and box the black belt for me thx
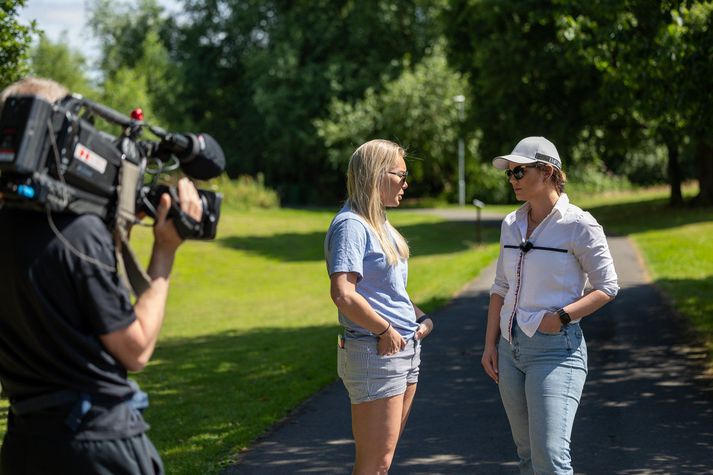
[9,381,148,432]
[10,389,81,416]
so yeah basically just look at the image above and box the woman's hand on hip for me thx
[481,343,499,384]
[414,317,433,341]
[538,311,562,333]
[378,326,406,356]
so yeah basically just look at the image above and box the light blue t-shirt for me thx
[324,205,418,340]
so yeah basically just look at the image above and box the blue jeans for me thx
[498,322,588,475]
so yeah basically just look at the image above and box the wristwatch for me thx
[557,308,571,325]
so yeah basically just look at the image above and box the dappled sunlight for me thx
[96,207,503,473]
[228,235,713,474]
[401,453,467,466]
[574,280,713,473]
[134,325,338,472]
[232,440,353,471]
[587,196,713,236]
[325,438,353,446]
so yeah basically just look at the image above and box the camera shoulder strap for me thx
[114,228,151,298]
[113,160,151,297]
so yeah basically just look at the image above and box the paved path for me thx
[228,213,713,474]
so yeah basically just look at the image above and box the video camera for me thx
[0,94,225,239]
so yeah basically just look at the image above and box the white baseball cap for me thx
[492,136,562,170]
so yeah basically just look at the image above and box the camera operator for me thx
[0,77,201,475]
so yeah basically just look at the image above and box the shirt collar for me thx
[552,193,570,217]
[514,192,569,222]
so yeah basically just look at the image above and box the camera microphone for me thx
[157,133,225,180]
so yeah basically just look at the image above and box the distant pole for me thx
[454,95,465,207]
[473,198,484,244]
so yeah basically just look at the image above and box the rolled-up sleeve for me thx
[572,213,619,297]
[326,218,367,281]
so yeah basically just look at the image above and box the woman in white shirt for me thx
[481,136,619,475]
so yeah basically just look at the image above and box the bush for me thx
[465,161,633,205]
[314,42,470,201]
[567,165,633,196]
[618,143,670,186]
[468,163,514,204]
[213,174,280,209]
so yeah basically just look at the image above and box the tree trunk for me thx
[693,138,713,206]
[665,137,683,207]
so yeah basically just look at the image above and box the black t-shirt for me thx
[0,209,147,437]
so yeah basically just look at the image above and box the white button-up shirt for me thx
[491,193,619,342]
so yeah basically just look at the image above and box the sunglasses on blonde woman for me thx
[388,171,409,183]
[505,164,539,180]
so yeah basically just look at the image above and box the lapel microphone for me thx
[519,241,534,253]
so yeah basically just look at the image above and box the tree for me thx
[549,1,687,203]
[557,1,712,205]
[315,43,483,202]
[170,0,442,203]
[0,0,37,88]
[443,0,607,169]
[443,0,713,206]
[100,67,152,121]
[87,0,165,77]
[87,0,177,128]
[30,34,96,97]
[672,3,713,205]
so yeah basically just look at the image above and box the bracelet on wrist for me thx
[376,322,391,336]
[416,315,430,324]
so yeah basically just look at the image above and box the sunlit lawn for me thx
[1,185,710,473]
[0,205,498,474]
[572,186,713,356]
[138,207,499,473]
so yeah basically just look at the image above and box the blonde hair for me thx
[0,77,69,108]
[347,139,410,265]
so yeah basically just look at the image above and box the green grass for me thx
[3,185,709,471]
[574,185,713,357]
[0,206,499,474]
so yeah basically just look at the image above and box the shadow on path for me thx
[227,236,713,474]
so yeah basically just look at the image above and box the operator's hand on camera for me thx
[177,177,203,223]
[153,178,202,252]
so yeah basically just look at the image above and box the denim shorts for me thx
[337,336,421,404]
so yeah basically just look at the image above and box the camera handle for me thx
[162,186,201,240]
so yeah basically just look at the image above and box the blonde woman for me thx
[325,139,433,474]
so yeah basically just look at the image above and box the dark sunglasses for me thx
[388,171,409,182]
[505,164,539,180]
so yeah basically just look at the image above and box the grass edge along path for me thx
[577,187,713,370]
